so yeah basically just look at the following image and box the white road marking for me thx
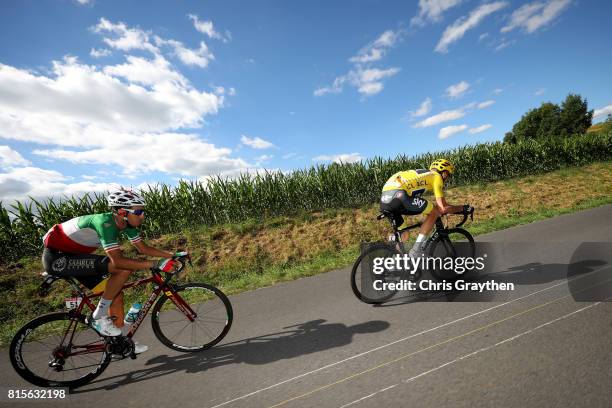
[339,301,604,408]
[338,384,399,408]
[208,266,608,408]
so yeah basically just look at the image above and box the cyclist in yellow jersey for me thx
[380,159,473,257]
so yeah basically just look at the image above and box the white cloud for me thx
[92,18,158,54]
[188,14,230,42]
[435,2,508,53]
[411,0,464,26]
[501,0,571,34]
[494,39,515,51]
[315,67,400,97]
[33,132,250,177]
[90,48,111,58]
[254,154,274,166]
[446,80,470,99]
[493,88,504,94]
[479,33,490,41]
[0,166,117,201]
[282,153,297,159]
[76,0,92,5]
[155,37,214,68]
[314,76,348,96]
[477,99,496,109]
[93,18,217,69]
[414,109,466,128]
[0,18,252,196]
[349,30,401,63]
[315,30,402,98]
[469,124,493,134]
[593,104,612,120]
[313,153,362,164]
[0,58,222,141]
[411,97,433,117]
[103,54,188,86]
[240,135,275,149]
[0,55,251,180]
[534,88,546,96]
[0,146,31,168]
[439,124,468,139]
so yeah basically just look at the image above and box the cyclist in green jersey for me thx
[42,188,184,346]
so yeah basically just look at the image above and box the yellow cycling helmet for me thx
[429,158,455,174]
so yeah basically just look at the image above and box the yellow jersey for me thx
[382,169,444,198]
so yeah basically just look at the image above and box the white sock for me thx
[412,233,427,252]
[92,298,113,319]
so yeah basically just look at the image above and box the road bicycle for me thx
[9,254,233,389]
[351,207,475,304]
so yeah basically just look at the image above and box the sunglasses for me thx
[125,209,145,215]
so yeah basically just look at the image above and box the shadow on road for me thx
[74,319,389,393]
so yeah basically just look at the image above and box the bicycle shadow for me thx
[374,259,608,306]
[73,319,389,392]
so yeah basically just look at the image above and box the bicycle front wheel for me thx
[151,283,233,352]
[427,228,475,281]
[9,312,110,388]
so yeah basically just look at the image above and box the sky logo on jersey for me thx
[412,197,426,207]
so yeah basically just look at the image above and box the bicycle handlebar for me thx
[454,206,474,228]
[151,253,192,283]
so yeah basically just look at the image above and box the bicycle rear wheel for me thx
[151,283,233,352]
[351,243,404,304]
[9,312,110,388]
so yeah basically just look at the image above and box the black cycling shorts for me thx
[380,189,431,228]
[42,247,110,289]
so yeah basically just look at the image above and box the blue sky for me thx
[0,0,611,201]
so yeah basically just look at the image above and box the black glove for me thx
[463,204,474,214]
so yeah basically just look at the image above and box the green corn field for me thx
[1,132,611,263]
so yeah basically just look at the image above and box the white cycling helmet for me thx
[107,187,145,208]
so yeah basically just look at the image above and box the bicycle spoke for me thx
[193,320,216,340]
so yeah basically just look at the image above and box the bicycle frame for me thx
[379,209,472,252]
[59,270,198,357]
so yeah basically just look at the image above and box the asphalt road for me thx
[2,205,612,408]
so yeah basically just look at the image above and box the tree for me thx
[505,102,560,143]
[558,93,593,136]
[504,93,594,143]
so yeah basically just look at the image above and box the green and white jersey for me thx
[43,213,141,253]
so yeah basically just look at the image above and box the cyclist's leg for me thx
[380,190,408,239]
[418,203,438,236]
[93,263,130,319]
[109,292,125,328]
[394,192,433,245]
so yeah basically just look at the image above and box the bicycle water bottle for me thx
[124,303,141,326]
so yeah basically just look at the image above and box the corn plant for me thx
[1,132,610,263]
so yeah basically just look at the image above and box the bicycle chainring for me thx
[107,336,134,359]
